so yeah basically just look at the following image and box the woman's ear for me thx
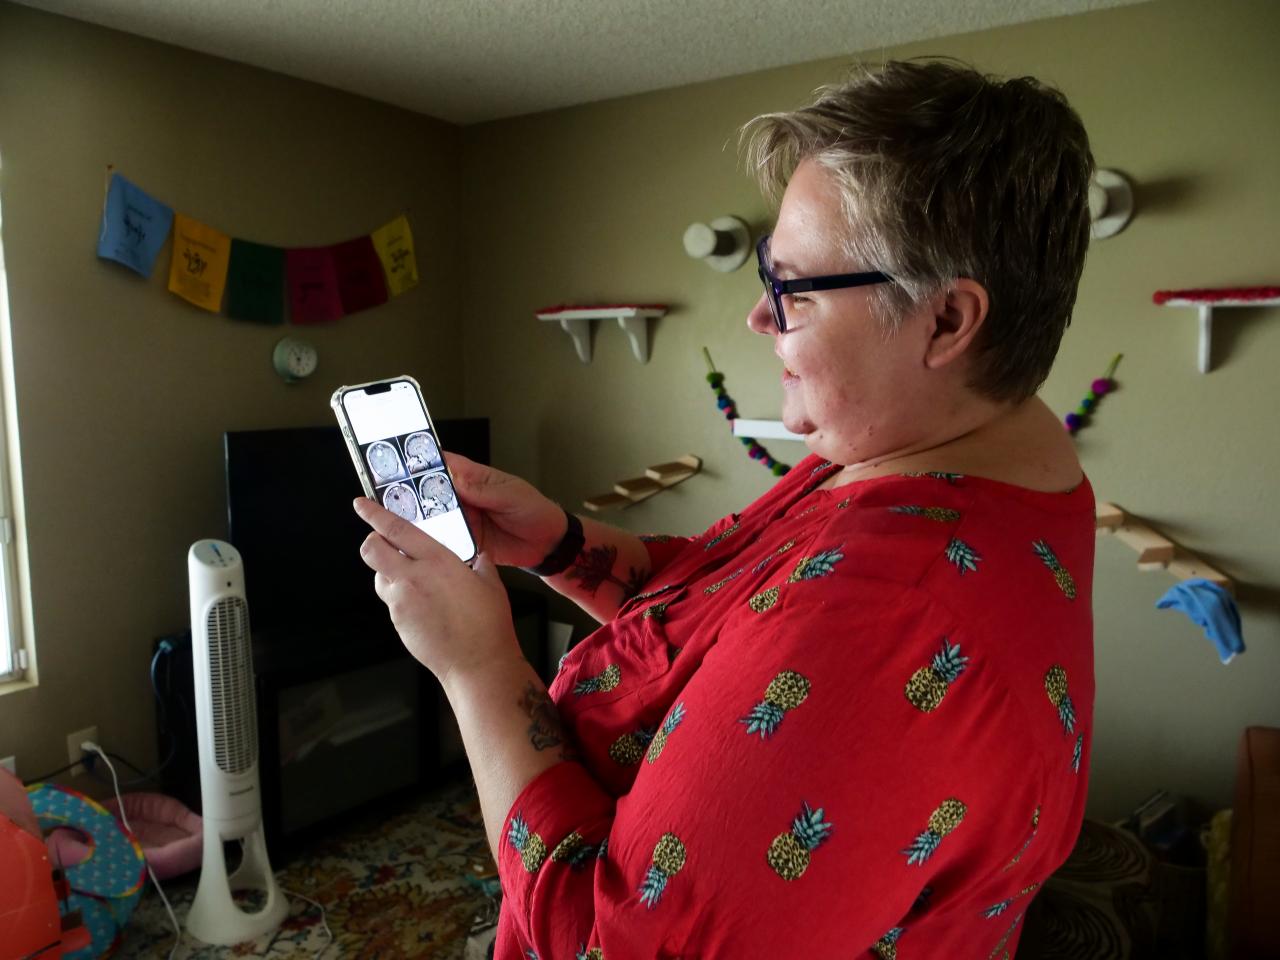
[924,279,989,370]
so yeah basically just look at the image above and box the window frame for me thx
[0,175,30,686]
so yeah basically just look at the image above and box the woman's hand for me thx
[354,497,524,683]
[445,453,567,568]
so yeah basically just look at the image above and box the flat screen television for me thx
[224,420,489,644]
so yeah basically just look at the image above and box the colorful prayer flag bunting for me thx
[96,174,419,323]
[96,173,173,277]
[286,247,343,324]
[168,214,231,312]
[225,239,286,325]
[371,214,419,296]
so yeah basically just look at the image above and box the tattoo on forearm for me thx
[518,683,575,759]
[564,543,637,597]
[621,566,647,602]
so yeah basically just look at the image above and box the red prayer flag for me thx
[286,247,343,324]
[333,236,389,315]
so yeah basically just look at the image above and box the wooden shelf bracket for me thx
[583,455,701,512]
[1096,501,1233,593]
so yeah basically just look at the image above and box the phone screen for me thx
[339,380,476,562]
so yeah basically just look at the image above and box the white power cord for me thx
[86,741,333,959]
[240,841,335,958]
[279,884,335,959]
[82,741,183,960]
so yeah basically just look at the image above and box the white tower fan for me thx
[185,539,287,944]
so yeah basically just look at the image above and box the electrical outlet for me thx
[0,756,15,775]
[66,725,98,776]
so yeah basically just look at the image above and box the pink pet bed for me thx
[46,792,202,881]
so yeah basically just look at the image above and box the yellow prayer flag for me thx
[168,213,231,311]
[371,214,419,297]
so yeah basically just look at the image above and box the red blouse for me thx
[496,455,1095,959]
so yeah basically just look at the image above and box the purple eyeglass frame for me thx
[756,234,895,333]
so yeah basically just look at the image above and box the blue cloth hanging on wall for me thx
[1155,578,1244,664]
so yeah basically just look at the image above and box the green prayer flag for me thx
[225,239,285,324]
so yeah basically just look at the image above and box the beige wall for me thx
[460,0,1280,820]
[0,3,464,783]
[1,0,1277,823]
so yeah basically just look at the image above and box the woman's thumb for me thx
[471,551,501,584]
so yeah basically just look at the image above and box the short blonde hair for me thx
[742,59,1094,402]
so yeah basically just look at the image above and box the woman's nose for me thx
[746,293,776,336]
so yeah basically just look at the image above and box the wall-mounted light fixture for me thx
[1090,169,1135,240]
[682,216,750,272]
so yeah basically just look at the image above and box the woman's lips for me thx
[782,367,800,387]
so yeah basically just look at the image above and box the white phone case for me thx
[331,375,477,563]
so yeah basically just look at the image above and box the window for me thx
[0,162,28,684]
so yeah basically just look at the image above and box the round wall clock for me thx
[272,337,318,383]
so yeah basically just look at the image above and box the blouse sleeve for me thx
[496,574,1051,959]
[638,535,693,579]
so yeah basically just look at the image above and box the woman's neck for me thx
[820,397,1082,493]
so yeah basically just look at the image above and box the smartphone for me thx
[331,376,478,564]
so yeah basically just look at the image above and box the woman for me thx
[355,59,1095,959]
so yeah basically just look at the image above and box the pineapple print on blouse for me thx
[768,802,833,880]
[645,702,686,763]
[642,599,673,622]
[903,471,965,484]
[750,538,797,576]
[638,833,686,908]
[704,520,741,550]
[945,538,982,575]
[1046,666,1085,773]
[872,926,905,959]
[988,914,1023,960]
[905,638,970,712]
[703,567,744,595]
[748,546,845,613]
[551,831,594,870]
[981,882,1040,919]
[903,798,967,865]
[629,582,680,607]
[890,505,962,523]
[1033,540,1077,600]
[741,671,811,738]
[1044,666,1076,733]
[508,814,548,873]
[609,726,656,765]
[574,663,621,697]
[1004,806,1041,870]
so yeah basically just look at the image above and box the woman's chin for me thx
[781,409,814,438]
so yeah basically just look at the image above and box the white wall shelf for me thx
[1154,287,1280,373]
[730,418,804,442]
[536,304,669,363]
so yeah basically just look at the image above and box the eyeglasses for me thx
[756,234,895,334]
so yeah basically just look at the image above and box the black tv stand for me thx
[156,586,546,862]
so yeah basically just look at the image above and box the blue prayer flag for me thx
[96,173,173,277]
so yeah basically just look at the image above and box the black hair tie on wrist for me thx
[524,508,584,578]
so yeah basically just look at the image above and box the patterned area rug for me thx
[1020,819,1206,959]
[119,778,496,959]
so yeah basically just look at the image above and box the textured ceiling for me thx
[12,0,1144,124]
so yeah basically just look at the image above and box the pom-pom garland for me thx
[1065,354,1122,435]
[703,347,790,476]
